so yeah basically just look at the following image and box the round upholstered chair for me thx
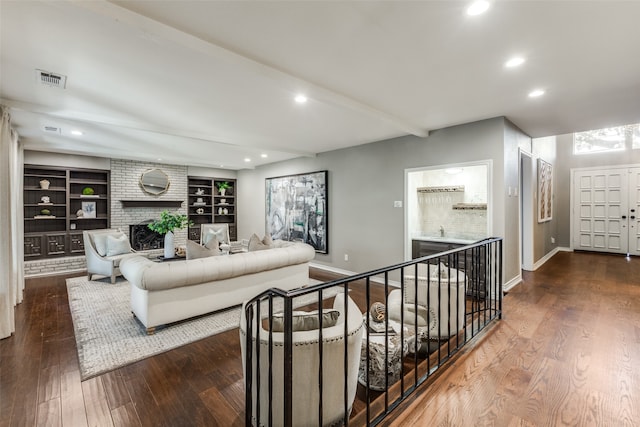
[240,292,364,427]
[387,263,467,342]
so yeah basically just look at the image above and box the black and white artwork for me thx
[265,170,328,253]
[81,201,97,219]
[537,158,553,223]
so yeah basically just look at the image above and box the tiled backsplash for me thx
[417,192,487,239]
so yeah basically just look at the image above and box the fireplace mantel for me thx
[120,200,183,208]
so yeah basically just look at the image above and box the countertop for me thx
[412,236,482,245]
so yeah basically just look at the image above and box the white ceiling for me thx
[2,1,640,170]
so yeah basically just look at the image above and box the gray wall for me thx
[238,117,526,285]
[504,121,533,280]
[555,133,640,247]
[531,136,558,261]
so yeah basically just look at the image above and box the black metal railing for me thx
[242,237,502,426]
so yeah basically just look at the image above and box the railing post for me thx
[244,303,254,427]
[283,296,293,426]
[498,239,503,319]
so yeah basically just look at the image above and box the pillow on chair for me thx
[202,236,219,250]
[203,228,227,246]
[94,232,125,256]
[186,239,220,260]
[270,309,340,332]
[105,234,132,256]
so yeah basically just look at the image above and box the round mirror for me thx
[140,169,170,195]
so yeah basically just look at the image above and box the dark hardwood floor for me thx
[1,252,639,426]
[384,251,640,426]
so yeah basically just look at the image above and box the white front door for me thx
[629,167,640,255]
[574,167,640,255]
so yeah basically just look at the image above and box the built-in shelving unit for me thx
[24,165,110,260]
[187,177,237,242]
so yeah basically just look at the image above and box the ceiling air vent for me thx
[42,125,61,134]
[35,69,67,89]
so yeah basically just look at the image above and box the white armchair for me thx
[388,263,467,340]
[83,229,136,283]
[200,223,231,253]
[240,292,364,427]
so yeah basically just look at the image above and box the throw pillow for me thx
[203,227,228,246]
[186,239,220,260]
[94,232,124,256]
[105,234,132,257]
[203,236,219,250]
[248,233,274,251]
[271,309,340,332]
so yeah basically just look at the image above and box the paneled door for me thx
[573,167,640,255]
[629,167,640,255]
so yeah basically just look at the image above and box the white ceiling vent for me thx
[42,125,61,134]
[35,69,67,89]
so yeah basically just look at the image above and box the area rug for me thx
[66,276,331,380]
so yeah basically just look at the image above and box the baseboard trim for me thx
[503,274,522,293]
[309,263,401,288]
[531,247,563,271]
[25,268,86,279]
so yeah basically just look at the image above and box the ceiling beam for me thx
[2,98,318,158]
[70,0,429,138]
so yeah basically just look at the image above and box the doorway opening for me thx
[405,161,492,260]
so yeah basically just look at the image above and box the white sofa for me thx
[119,241,315,333]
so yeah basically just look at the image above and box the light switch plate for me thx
[393,201,402,208]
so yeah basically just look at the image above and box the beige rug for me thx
[66,276,329,380]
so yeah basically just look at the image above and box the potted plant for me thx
[148,210,191,258]
[216,181,231,196]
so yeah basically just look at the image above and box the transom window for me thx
[574,123,640,154]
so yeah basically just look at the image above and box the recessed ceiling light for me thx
[528,89,545,98]
[261,153,268,158]
[157,158,162,161]
[505,57,525,68]
[70,130,83,136]
[467,1,490,16]
[244,158,251,162]
[294,94,308,104]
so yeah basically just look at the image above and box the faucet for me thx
[439,225,445,237]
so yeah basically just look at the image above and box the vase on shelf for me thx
[39,179,50,189]
[219,188,226,196]
[164,231,175,259]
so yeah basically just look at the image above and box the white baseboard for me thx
[25,268,86,279]
[309,263,401,288]
[503,274,522,292]
[524,246,572,273]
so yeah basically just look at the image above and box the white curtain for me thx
[0,106,24,339]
